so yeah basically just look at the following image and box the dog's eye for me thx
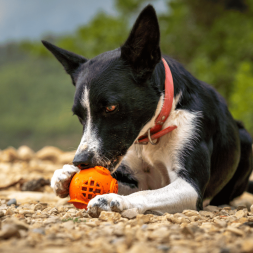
[105,105,118,113]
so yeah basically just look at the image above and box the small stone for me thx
[36,146,63,162]
[19,210,35,215]
[67,208,76,214]
[220,209,229,216]
[204,205,219,212]
[199,210,215,218]
[0,205,7,211]
[166,214,190,224]
[34,214,49,219]
[34,203,48,211]
[0,224,21,239]
[189,216,201,222]
[43,217,60,225]
[157,245,170,252]
[0,147,18,162]
[61,220,74,230]
[6,209,14,215]
[56,198,70,207]
[7,198,17,206]
[237,217,248,224]
[121,208,139,219]
[48,207,58,215]
[127,242,153,253]
[241,238,253,252]
[181,226,194,238]
[113,223,125,236]
[214,219,227,228]
[235,210,246,219]
[237,205,247,211]
[61,213,72,220]
[17,146,34,161]
[85,221,97,228]
[182,210,199,217]
[242,222,253,227]
[0,211,5,217]
[136,214,153,224]
[99,211,121,222]
[226,226,244,236]
[32,228,45,235]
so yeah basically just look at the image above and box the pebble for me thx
[43,216,60,225]
[99,211,121,222]
[240,238,253,252]
[235,210,246,219]
[32,228,45,235]
[213,219,227,228]
[226,226,244,236]
[204,205,219,212]
[199,210,215,218]
[0,224,21,239]
[0,145,253,252]
[61,220,74,230]
[121,208,139,219]
[34,203,48,211]
[0,210,5,217]
[7,198,17,206]
[182,210,199,217]
[237,205,247,211]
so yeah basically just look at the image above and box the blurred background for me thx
[1,0,253,151]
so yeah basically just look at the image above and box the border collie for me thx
[42,5,253,217]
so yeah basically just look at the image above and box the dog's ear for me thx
[121,5,161,80]
[42,40,87,85]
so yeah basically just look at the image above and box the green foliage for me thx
[230,62,253,134]
[0,52,81,150]
[1,0,253,151]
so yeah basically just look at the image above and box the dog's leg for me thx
[87,137,213,217]
[87,174,198,216]
[51,165,80,198]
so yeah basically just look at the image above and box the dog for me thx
[42,5,253,217]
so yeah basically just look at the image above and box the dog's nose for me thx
[73,152,94,169]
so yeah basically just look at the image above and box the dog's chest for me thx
[130,107,201,190]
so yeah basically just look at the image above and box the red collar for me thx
[135,58,177,145]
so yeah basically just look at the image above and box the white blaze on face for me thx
[75,86,101,156]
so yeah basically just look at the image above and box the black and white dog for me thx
[42,5,253,216]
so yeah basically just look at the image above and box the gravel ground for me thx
[0,146,253,253]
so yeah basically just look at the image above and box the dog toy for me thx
[68,166,118,209]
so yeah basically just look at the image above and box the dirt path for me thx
[0,146,253,253]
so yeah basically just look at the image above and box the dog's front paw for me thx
[51,165,80,198]
[87,193,130,218]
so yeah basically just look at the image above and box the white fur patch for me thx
[87,176,198,214]
[133,92,202,177]
[75,86,101,156]
[114,92,202,213]
[124,176,198,214]
[51,164,80,197]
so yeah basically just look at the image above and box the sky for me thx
[0,0,167,44]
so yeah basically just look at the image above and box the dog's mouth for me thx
[105,156,123,173]
[76,155,123,174]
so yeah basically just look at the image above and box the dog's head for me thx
[42,5,162,171]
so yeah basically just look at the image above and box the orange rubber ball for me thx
[68,166,118,209]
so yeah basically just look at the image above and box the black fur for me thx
[112,164,138,189]
[43,5,253,209]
